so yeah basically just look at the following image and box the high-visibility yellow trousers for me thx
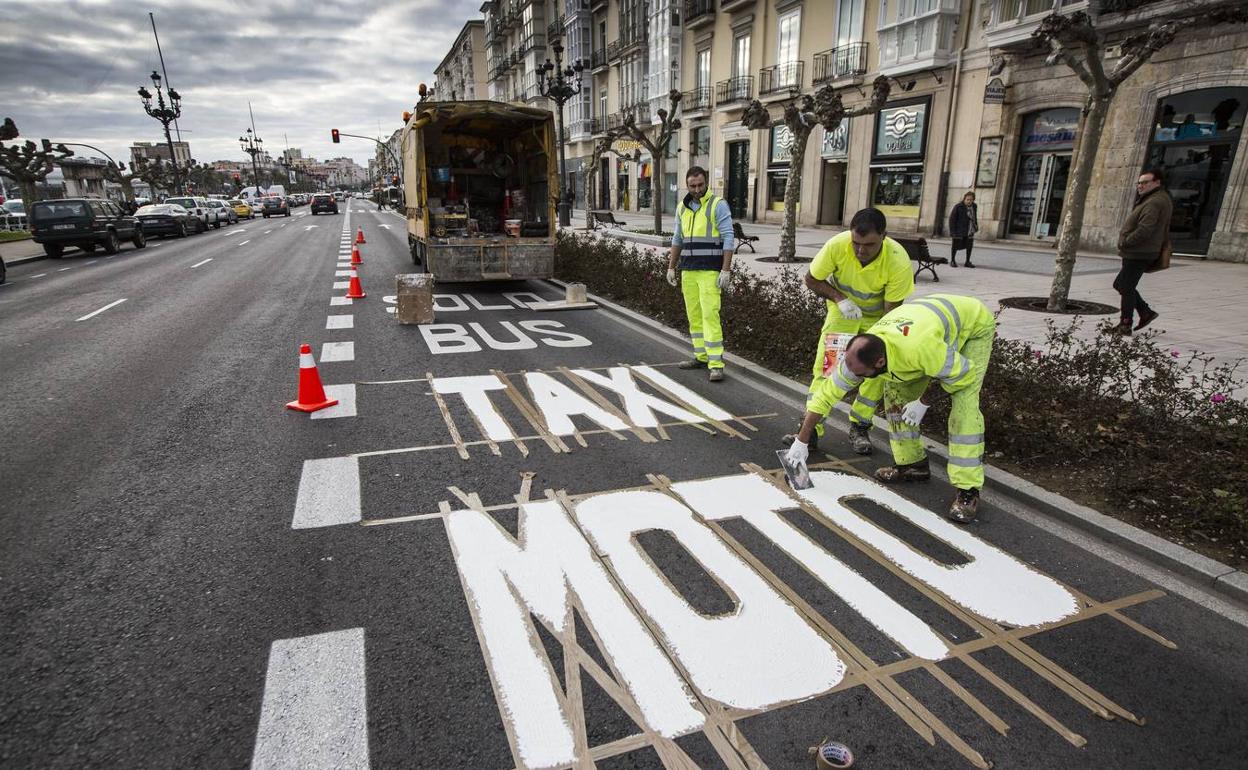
[807,312,885,438]
[681,269,724,370]
[882,330,994,490]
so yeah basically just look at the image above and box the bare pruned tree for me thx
[582,129,640,229]
[742,75,891,262]
[616,89,682,235]
[1033,5,1247,310]
[0,119,72,209]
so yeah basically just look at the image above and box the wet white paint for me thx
[419,324,482,354]
[797,471,1080,627]
[515,321,592,348]
[419,323,592,355]
[672,474,950,660]
[574,490,846,709]
[446,501,705,770]
[572,367,702,427]
[523,372,627,436]
[469,322,538,351]
[431,375,515,440]
[631,366,731,421]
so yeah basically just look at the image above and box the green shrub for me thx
[555,230,1248,565]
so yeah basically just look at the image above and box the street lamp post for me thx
[536,39,584,227]
[239,129,264,199]
[137,70,183,195]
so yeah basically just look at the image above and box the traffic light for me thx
[331,128,340,144]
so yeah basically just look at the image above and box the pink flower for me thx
[1211,393,1227,404]
[1170,349,1181,358]
[1032,350,1043,360]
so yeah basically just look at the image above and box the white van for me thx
[239,185,286,202]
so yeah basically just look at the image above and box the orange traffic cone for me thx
[286,344,339,412]
[350,245,362,264]
[345,265,366,299]
[355,227,366,244]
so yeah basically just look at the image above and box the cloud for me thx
[0,0,471,171]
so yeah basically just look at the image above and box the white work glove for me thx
[837,298,863,320]
[900,399,929,426]
[784,438,809,467]
[717,270,730,290]
[666,268,678,287]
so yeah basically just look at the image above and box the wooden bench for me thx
[590,209,623,229]
[732,222,760,253]
[893,236,947,282]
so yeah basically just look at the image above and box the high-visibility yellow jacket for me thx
[675,191,727,271]
[808,294,995,416]
[809,231,913,317]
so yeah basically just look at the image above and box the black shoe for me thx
[950,260,958,267]
[964,262,976,268]
[1134,309,1159,331]
[947,488,980,523]
[678,358,708,369]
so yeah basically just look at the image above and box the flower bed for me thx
[555,231,1248,566]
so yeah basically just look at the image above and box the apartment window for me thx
[696,48,710,90]
[690,126,710,158]
[777,10,800,66]
[599,88,607,119]
[599,21,607,53]
[837,0,864,47]
[733,34,751,80]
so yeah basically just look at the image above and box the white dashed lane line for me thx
[76,298,127,322]
[326,315,353,329]
[57,267,73,272]
[319,341,355,363]
[191,258,213,268]
[238,240,251,246]
[30,273,47,279]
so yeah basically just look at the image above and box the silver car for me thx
[206,199,237,225]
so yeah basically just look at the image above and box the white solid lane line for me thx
[191,258,213,268]
[76,298,127,322]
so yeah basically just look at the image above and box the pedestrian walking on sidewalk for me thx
[783,294,996,523]
[786,207,913,455]
[948,192,978,268]
[1114,168,1171,335]
[667,166,735,382]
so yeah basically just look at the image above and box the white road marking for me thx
[378,224,391,229]
[304,225,319,230]
[264,230,273,234]
[76,298,127,321]
[30,273,47,279]
[239,240,251,246]
[251,628,369,768]
[334,270,352,277]
[330,297,353,306]
[280,223,287,228]
[57,267,73,272]
[84,260,97,264]
[319,341,355,362]
[191,258,213,268]
[326,315,354,330]
[337,262,351,268]
[310,384,357,420]
[333,281,350,289]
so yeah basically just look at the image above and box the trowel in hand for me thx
[776,449,813,491]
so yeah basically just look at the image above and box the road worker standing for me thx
[786,207,914,455]
[783,294,995,523]
[667,166,735,383]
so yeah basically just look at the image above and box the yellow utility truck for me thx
[400,101,558,281]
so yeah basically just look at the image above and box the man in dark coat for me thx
[1114,168,1172,334]
[948,192,978,268]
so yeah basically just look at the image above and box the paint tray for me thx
[776,449,813,491]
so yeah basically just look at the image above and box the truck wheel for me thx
[102,231,120,254]
[45,244,64,259]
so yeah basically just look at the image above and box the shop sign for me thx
[874,99,929,161]
[770,124,795,165]
[975,136,1003,188]
[1019,108,1079,152]
[984,78,1006,104]
[821,121,849,160]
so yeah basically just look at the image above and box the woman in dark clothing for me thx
[948,192,978,268]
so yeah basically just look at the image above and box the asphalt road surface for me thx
[2,200,1246,770]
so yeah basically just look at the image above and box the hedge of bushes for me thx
[555,230,1248,566]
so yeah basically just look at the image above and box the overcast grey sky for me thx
[0,0,470,168]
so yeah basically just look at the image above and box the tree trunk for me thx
[584,164,594,230]
[19,178,38,210]
[778,124,811,263]
[652,154,664,235]
[1047,93,1111,311]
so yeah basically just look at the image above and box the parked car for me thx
[163,196,211,232]
[134,203,198,238]
[309,193,339,215]
[206,199,237,225]
[261,196,290,218]
[229,199,254,219]
[2,199,26,231]
[29,198,146,257]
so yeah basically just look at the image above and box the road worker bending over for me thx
[667,165,735,383]
[786,207,914,455]
[783,294,996,523]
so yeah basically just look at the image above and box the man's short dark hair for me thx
[1142,167,1165,185]
[686,166,708,182]
[849,333,886,366]
[849,207,887,236]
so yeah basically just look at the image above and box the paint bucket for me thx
[504,219,521,237]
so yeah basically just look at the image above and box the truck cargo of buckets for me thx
[401,101,558,282]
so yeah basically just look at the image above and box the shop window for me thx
[870,168,923,219]
[768,171,788,212]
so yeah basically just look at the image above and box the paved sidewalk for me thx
[569,208,1248,392]
[0,236,74,266]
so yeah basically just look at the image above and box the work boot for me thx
[1115,319,1133,336]
[947,488,980,524]
[1135,309,1159,331]
[848,423,873,455]
[874,460,931,484]
[678,358,708,369]
[708,369,725,382]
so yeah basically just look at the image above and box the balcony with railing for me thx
[812,42,869,84]
[519,33,545,55]
[681,86,712,114]
[607,21,647,63]
[877,0,961,76]
[758,62,804,97]
[590,116,604,135]
[715,76,752,107]
[590,48,608,71]
[684,0,715,29]
[569,119,594,140]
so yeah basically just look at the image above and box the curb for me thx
[548,278,1248,607]
[2,253,47,268]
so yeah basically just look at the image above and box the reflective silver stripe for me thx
[937,346,957,378]
[910,301,951,343]
[890,430,921,440]
[944,360,973,384]
[930,296,963,337]
[829,276,884,302]
[948,456,982,467]
[858,302,885,313]
[856,395,880,408]
[949,433,984,445]
[690,333,704,339]
[832,372,856,392]
[707,354,723,361]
